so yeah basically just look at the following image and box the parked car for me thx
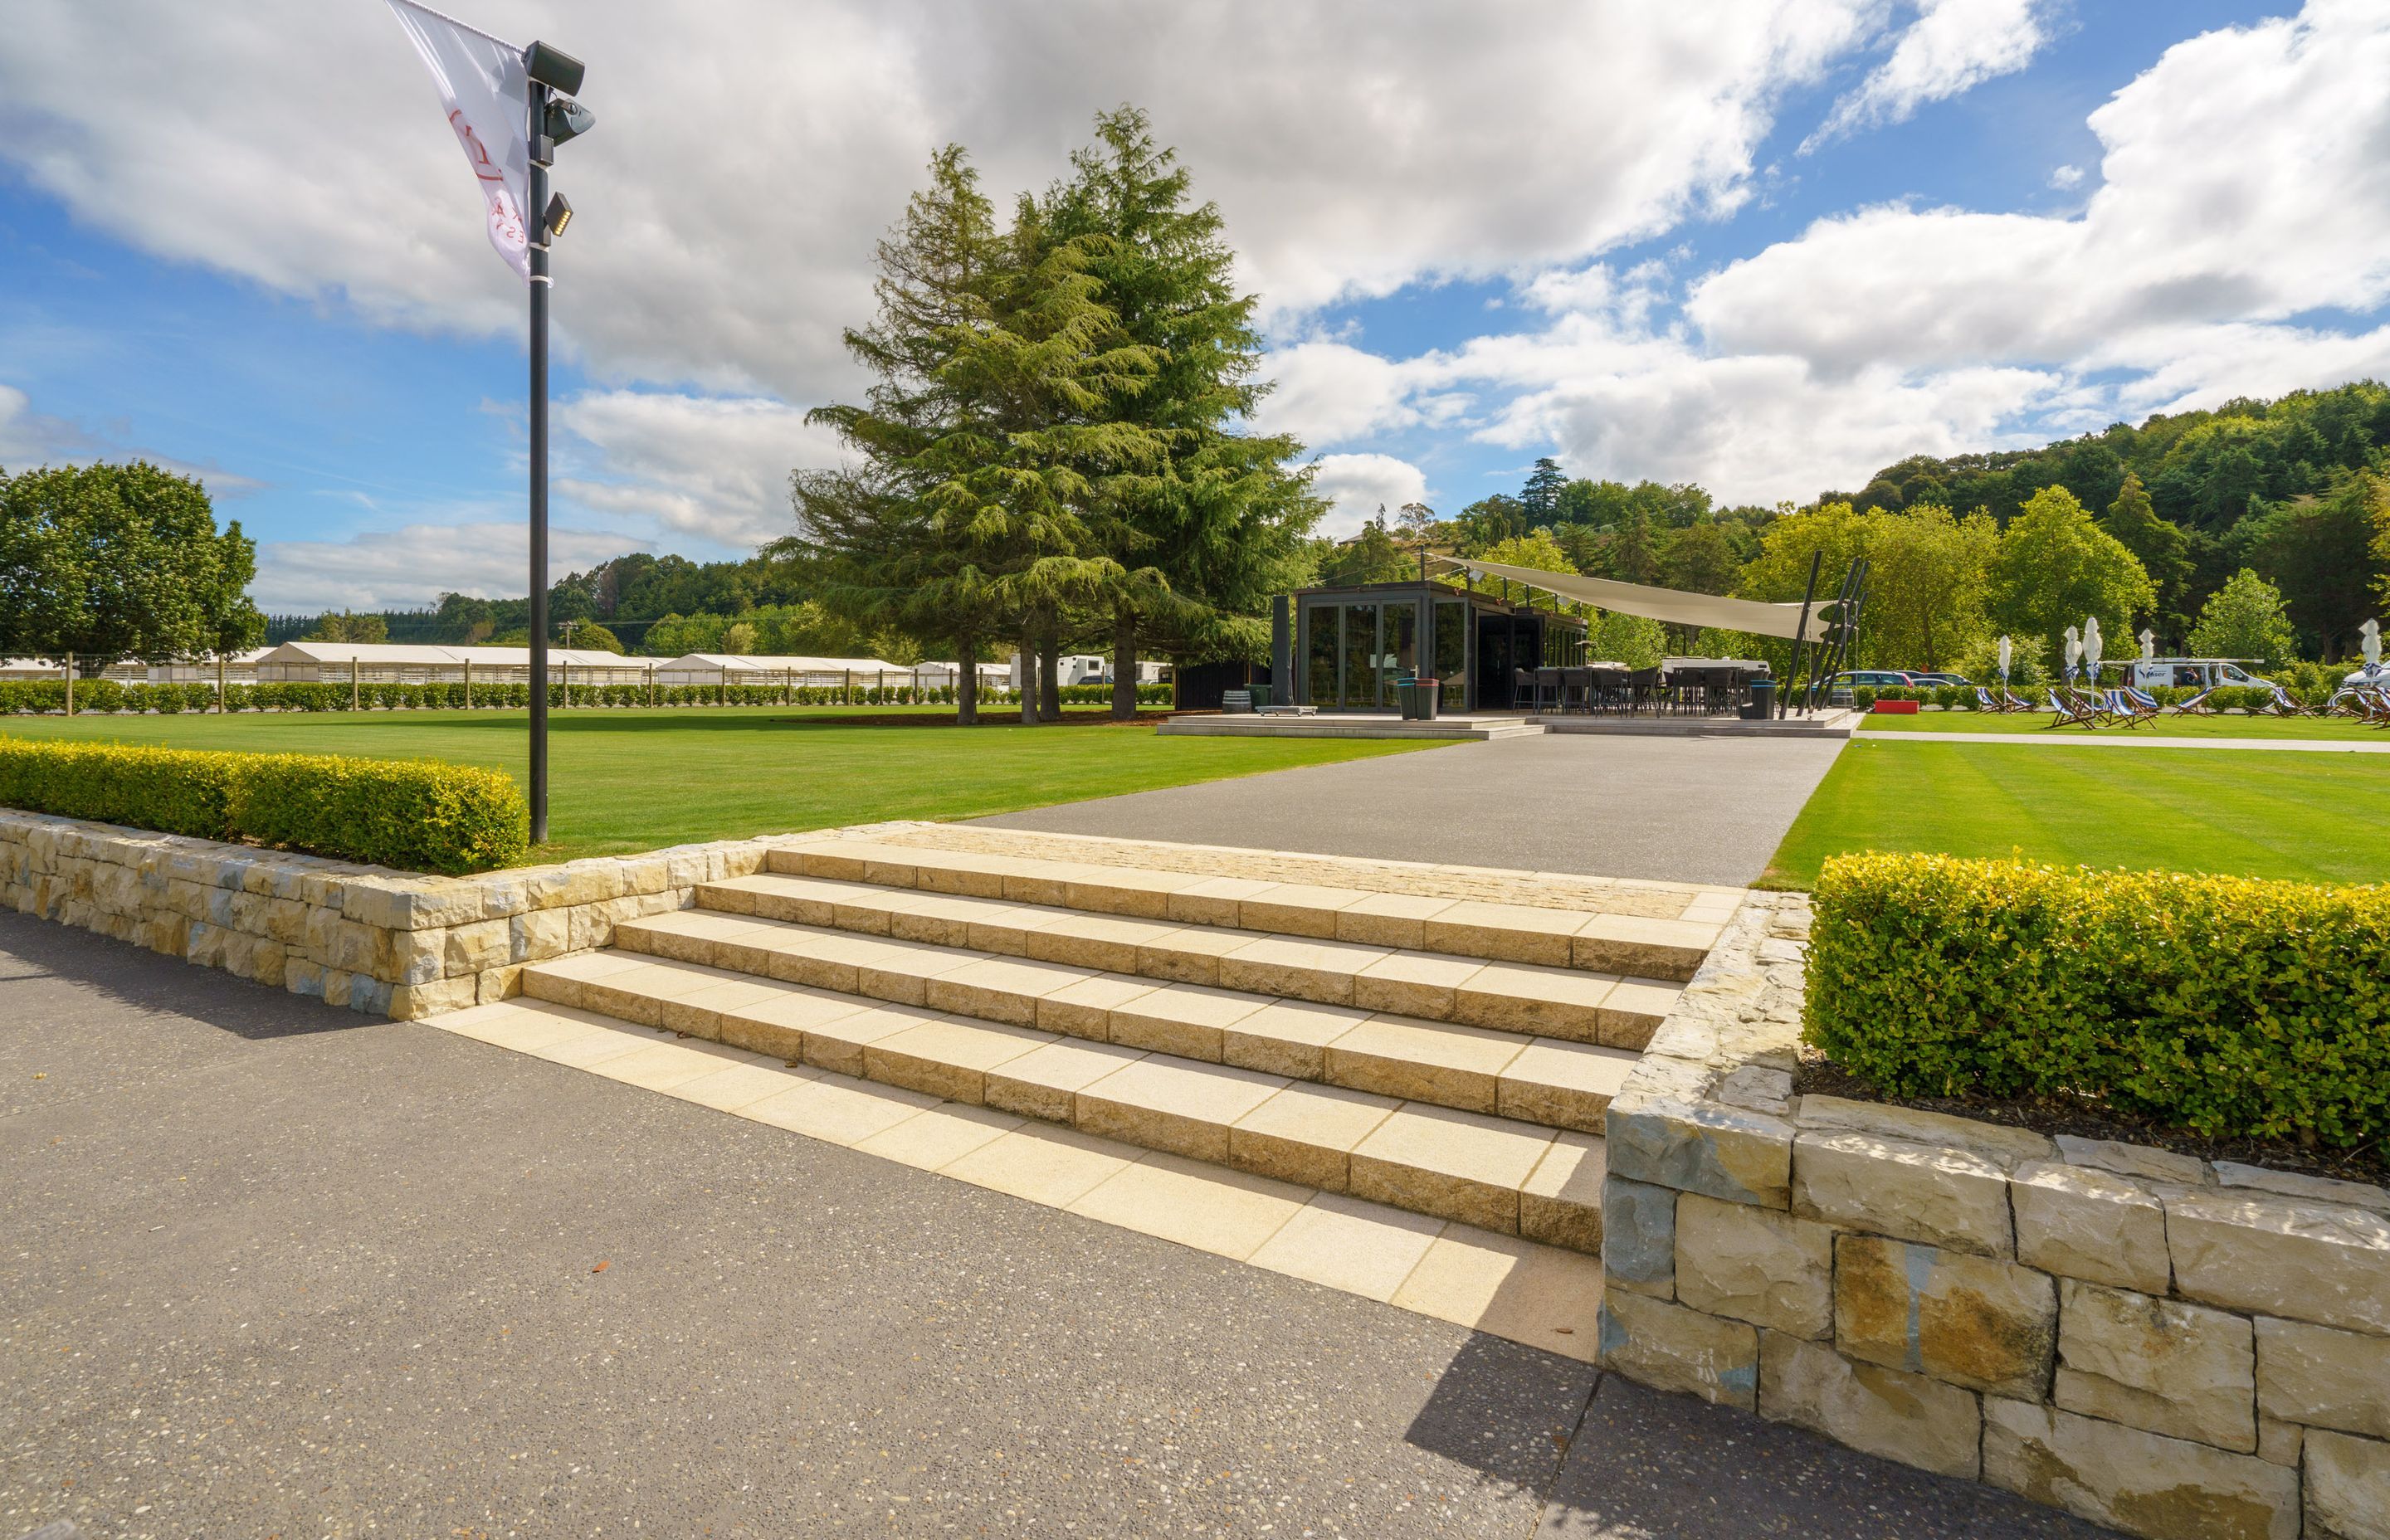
[1825,670,1929,691]
[1905,672,1971,688]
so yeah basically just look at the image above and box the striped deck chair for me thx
[2044,688,2100,729]
[2168,685,2217,715]
[2110,688,2159,728]
[2266,685,2323,719]
[1973,686,2006,714]
[1999,687,2036,713]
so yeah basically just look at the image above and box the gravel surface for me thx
[975,733,1846,887]
[2,911,2114,1538]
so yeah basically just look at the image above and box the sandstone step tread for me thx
[586,918,1639,1133]
[427,997,1602,1359]
[690,875,1678,1048]
[514,953,1609,1250]
[758,840,1719,981]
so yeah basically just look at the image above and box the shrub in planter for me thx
[1807,852,2390,1148]
[1849,686,1876,711]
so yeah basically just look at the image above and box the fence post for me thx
[464,656,473,710]
[64,651,73,717]
[217,652,227,713]
[351,655,360,712]
[647,661,656,709]
[844,670,853,706]
[717,666,726,707]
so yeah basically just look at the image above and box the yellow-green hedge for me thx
[0,738,527,875]
[1807,852,2390,1149]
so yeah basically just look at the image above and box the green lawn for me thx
[0,707,1438,864]
[1862,709,2384,740]
[1762,737,2390,888]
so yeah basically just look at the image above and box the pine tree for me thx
[2100,473,2192,644]
[1519,457,1568,525]
[1041,107,1319,718]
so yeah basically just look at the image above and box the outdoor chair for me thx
[2168,685,2217,714]
[1973,686,2002,714]
[1999,687,2035,713]
[2266,685,2323,718]
[2044,688,2100,729]
[1534,666,1565,713]
[1559,666,1595,713]
[1627,667,1662,714]
[2109,688,2159,728]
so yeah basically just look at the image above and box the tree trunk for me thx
[1017,631,1039,724]
[957,636,980,725]
[1110,606,1138,720]
[1037,626,1062,723]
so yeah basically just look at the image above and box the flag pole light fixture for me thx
[383,2,588,846]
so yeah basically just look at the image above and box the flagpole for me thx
[526,71,552,847]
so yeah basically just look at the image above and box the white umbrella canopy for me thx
[2084,616,2105,685]
[2063,626,2083,682]
[2365,619,2382,670]
[1997,635,2012,685]
[2140,629,2157,661]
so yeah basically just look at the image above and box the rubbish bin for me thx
[1397,676,1441,720]
[1740,677,1776,720]
[1249,683,1273,709]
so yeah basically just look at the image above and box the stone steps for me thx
[685,875,1677,1050]
[758,836,1724,983]
[424,997,1606,1362]
[518,947,1610,1252]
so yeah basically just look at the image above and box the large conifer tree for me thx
[1041,108,1320,718]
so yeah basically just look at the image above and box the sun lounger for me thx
[2109,688,2159,728]
[2168,685,2217,715]
[2266,685,2323,719]
[2044,688,2100,729]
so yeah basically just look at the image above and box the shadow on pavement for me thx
[1532,1375,2123,1539]
[0,911,366,1042]
[1402,1330,1598,1496]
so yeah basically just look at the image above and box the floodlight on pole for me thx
[521,35,593,848]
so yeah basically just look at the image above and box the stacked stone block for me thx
[1599,892,2390,1540]
[0,807,847,1020]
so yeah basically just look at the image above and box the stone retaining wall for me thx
[1598,893,2390,1540]
[0,808,845,1020]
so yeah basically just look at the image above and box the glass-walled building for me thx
[1290,581,1588,712]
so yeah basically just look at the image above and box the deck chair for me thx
[2168,685,2217,715]
[1973,686,2006,714]
[2044,688,2100,729]
[1999,687,2035,713]
[2266,685,2323,718]
[2110,688,2160,728]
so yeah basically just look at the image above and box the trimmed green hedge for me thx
[1806,852,2390,1149]
[0,679,1173,715]
[0,738,527,874]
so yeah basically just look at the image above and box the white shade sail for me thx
[1438,558,1835,641]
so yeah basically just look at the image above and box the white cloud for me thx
[1808,0,2058,148]
[1695,2,2390,374]
[2049,163,2085,189]
[556,390,844,549]
[0,385,90,465]
[0,0,1888,402]
[1310,454,1429,537]
[250,522,649,613]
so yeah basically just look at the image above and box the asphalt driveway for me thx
[1,911,2109,1538]
[978,732,1846,887]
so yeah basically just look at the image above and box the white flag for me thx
[383,0,532,280]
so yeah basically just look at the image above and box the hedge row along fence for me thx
[1806,851,2390,1150]
[0,739,528,875]
[0,680,1177,716]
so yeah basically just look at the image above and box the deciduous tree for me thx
[1986,486,2155,670]
[2188,568,2298,668]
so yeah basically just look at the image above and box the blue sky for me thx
[3,0,2383,611]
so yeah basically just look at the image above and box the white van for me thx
[2118,658,2273,691]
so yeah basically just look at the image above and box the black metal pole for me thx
[1786,548,1822,719]
[527,75,552,846]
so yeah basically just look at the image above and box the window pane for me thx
[1434,601,1466,682]
[1384,602,1418,706]
[1343,603,1378,709]
[1306,606,1337,705]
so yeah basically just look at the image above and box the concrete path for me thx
[979,733,1849,887]
[1867,729,2390,753]
[0,913,2115,1538]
